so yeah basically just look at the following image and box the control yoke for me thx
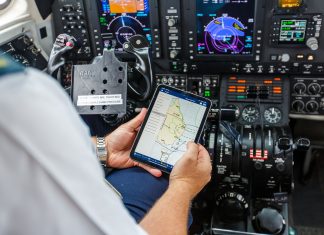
[47,34,76,77]
[123,35,153,101]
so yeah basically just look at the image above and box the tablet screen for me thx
[132,86,210,172]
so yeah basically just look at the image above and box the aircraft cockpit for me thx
[0,0,323,234]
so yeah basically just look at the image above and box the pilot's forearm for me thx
[139,182,192,235]
[91,136,97,145]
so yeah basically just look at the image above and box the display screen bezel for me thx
[130,85,211,173]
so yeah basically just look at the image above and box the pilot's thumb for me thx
[183,142,199,161]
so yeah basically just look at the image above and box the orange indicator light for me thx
[279,0,302,8]
[110,0,145,14]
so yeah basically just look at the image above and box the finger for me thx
[137,162,163,178]
[125,108,148,130]
[183,141,199,161]
[198,146,210,162]
[198,146,212,170]
[198,144,208,155]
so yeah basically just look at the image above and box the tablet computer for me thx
[130,85,211,173]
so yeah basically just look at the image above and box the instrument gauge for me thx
[241,105,260,123]
[264,107,282,124]
[12,54,30,67]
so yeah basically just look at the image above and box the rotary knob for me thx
[308,83,321,95]
[292,100,304,112]
[306,101,319,113]
[276,163,286,172]
[294,83,306,94]
[280,53,290,63]
[170,50,179,59]
[216,192,248,222]
[161,77,168,84]
[168,18,177,27]
[253,208,285,234]
[306,37,319,51]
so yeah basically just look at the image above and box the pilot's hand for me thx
[169,142,212,200]
[105,108,162,177]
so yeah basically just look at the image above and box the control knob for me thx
[167,18,177,27]
[306,101,319,113]
[168,76,174,84]
[294,83,306,94]
[308,83,321,95]
[280,53,290,63]
[170,50,179,59]
[161,77,168,84]
[306,37,319,51]
[292,100,304,112]
[252,208,286,235]
[216,192,248,222]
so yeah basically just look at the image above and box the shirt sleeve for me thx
[0,68,148,235]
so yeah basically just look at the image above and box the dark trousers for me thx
[106,168,193,226]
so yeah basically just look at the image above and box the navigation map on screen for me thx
[133,87,209,171]
[196,0,255,56]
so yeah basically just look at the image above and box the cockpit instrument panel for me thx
[196,0,255,56]
[47,0,324,234]
[0,35,47,70]
[96,0,152,51]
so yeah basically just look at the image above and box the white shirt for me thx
[0,68,147,235]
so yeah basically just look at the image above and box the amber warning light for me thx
[110,0,145,14]
[278,0,302,8]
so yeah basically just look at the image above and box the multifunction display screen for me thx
[96,0,151,51]
[279,19,307,44]
[196,0,255,56]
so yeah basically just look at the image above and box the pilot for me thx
[0,55,212,235]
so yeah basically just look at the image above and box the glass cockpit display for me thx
[279,19,307,44]
[96,0,152,51]
[196,0,255,56]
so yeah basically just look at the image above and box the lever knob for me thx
[296,138,311,151]
[278,137,292,150]
[253,208,285,234]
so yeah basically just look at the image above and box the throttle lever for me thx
[47,34,77,77]
[123,35,153,101]
[278,137,292,151]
